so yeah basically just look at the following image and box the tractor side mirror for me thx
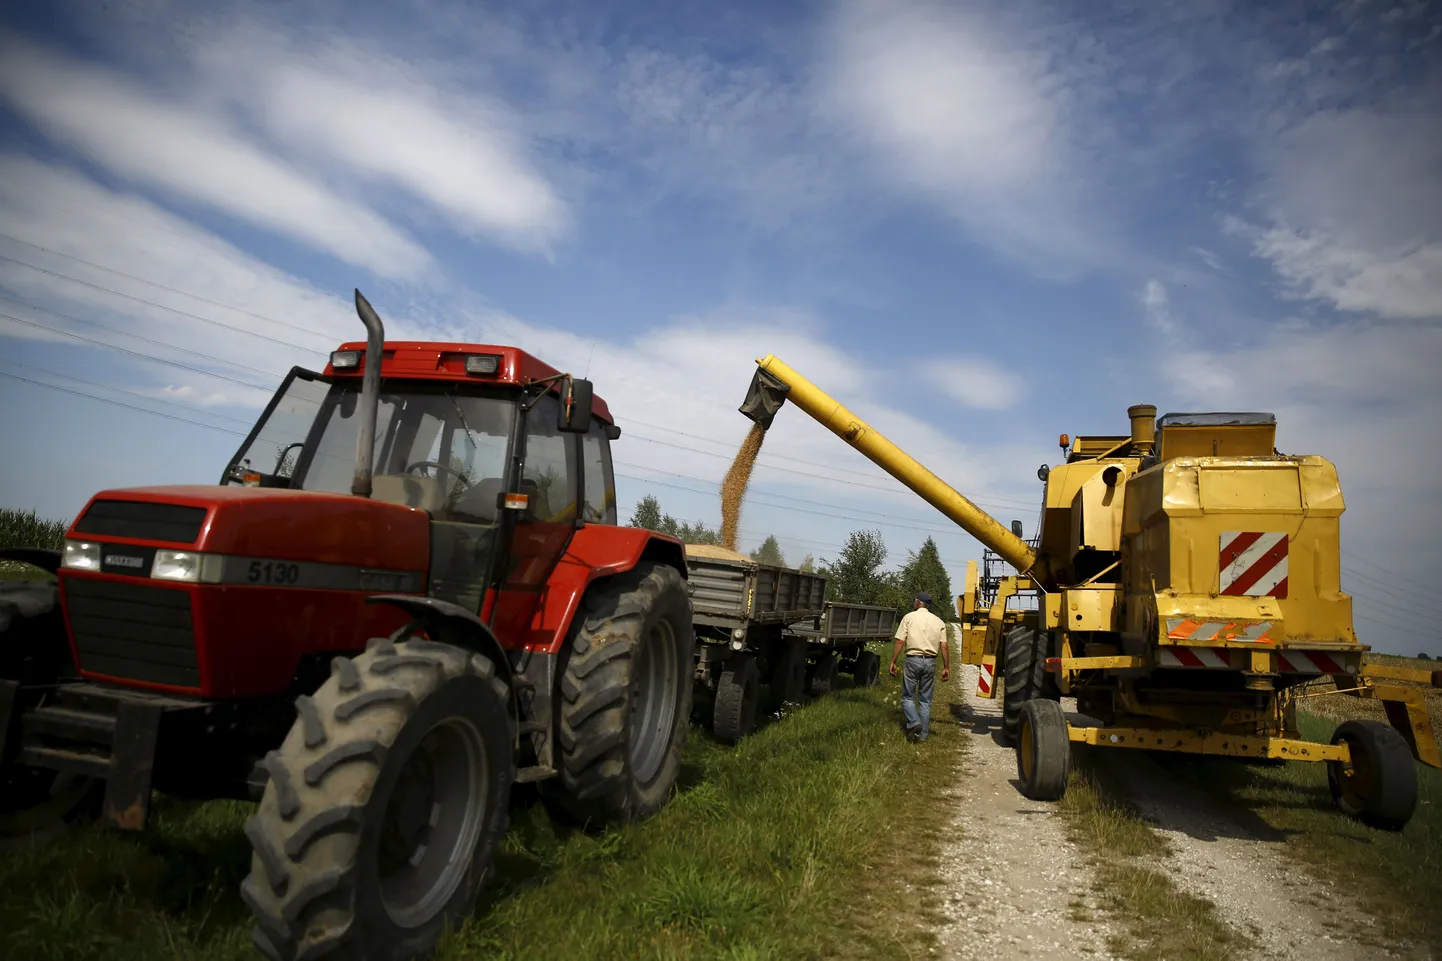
[558,378,594,433]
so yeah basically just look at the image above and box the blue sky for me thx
[0,0,1439,655]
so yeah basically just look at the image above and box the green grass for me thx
[1162,711,1442,955]
[0,662,965,961]
[1058,757,1254,961]
[0,506,67,581]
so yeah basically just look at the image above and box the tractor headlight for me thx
[330,350,361,370]
[62,540,101,571]
[465,354,501,375]
[152,550,201,582]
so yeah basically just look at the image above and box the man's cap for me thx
[915,592,932,604]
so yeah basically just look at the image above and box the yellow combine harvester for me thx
[739,355,1441,830]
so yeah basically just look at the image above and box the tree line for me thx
[627,495,957,621]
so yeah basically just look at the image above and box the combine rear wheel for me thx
[241,636,513,961]
[807,652,838,698]
[1327,720,1417,831]
[550,562,694,824]
[1016,698,1070,801]
[1001,625,1057,743]
[852,650,881,688]
[0,581,99,839]
[712,655,759,745]
[767,638,807,711]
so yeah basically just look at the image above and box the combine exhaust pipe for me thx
[351,289,385,498]
[740,354,1042,578]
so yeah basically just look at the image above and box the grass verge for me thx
[1163,710,1441,955]
[0,651,964,961]
[1057,755,1254,961]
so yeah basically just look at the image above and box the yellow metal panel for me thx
[1061,655,1147,670]
[1044,590,1063,631]
[1197,468,1302,512]
[1158,423,1276,460]
[1070,469,1126,554]
[1062,587,1119,632]
[1067,725,1348,762]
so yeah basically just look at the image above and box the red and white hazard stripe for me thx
[1158,647,1232,669]
[1219,531,1289,598]
[976,661,995,696]
[1278,651,1348,675]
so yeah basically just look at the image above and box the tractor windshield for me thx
[224,370,517,524]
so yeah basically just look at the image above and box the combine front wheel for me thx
[241,636,514,961]
[1001,626,1057,743]
[1016,698,1070,801]
[1327,720,1417,832]
[551,562,695,824]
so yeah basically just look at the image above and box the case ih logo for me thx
[1219,532,1288,598]
[104,554,146,569]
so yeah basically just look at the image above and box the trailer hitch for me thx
[738,367,790,430]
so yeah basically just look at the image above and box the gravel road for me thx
[934,664,1121,960]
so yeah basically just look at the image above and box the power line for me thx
[0,358,255,427]
[0,370,248,436]
[0,253,327,353]
[1341,566,1442,623]
[1343,550,1436,598]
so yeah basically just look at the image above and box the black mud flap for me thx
[738,367,789,430]
[102,701,163,830]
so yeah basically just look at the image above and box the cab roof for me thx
[327,341,614,424]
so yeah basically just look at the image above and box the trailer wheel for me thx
[0,581,100,839]
[1016,699,1070,801]
[712,655,759,745]
[241,636,513,961]
[551,562,694,824]
[1001,625,1056,743]
[807,652,838,698]
[1327,720,1417,832]
[853,650,881,688]
[767,637,807,711]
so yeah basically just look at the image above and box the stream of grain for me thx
[719,423,765,552]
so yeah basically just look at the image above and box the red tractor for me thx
[0,292,695,961]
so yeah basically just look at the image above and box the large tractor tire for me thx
[767,637,807,712]
[1001,625,1057,744]
[712,654,759,745]
[550,562,694,825]
[0,581,100,839]
[1016,698,1070,801]
[1327,720,1418,832]
[852,650,881,689]
[241,635,514,961]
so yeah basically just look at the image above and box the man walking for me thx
[889,592,950,741]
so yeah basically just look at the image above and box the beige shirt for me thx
[895,607,947,657]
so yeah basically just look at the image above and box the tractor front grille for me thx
[74,500,208,545]
[65,578,200,689]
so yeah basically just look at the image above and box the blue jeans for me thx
[901,656,937,740]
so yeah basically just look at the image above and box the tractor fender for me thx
[0,548,61,575]
[364,594,514,690]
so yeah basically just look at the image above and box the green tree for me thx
[896,536,955,621]
[798,553,816,573]
[750,535,787,568]
[628,495,721,544]
[820,530,890,605]
[629,495,666,531]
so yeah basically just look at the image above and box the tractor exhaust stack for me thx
[351,289,385,498]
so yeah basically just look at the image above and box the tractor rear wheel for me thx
[852,650,881,688]
[1327,720,1417,831]
[1001,625,1057,744]
[767,637,807,711]
[712,654,759,745]
[1016,698,1070,801]
[807,651,838,698]
[0,581,100,839]
[550,562,694,825]
[241,635,513,961]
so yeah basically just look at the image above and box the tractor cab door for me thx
[488,393,581,643]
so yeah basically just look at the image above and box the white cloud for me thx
[1140,279,1178,334]
[819,0,1112,273]
[925,357,1024,410]
[0,32,431,280]
[193,28,568,253]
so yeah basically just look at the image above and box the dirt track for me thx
[935,664,1430,961]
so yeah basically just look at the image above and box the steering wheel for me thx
[403,460,473,491]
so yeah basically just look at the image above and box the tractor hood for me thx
[66,485,431,574]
